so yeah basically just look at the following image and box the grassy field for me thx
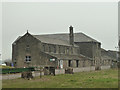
[2,69,118,88]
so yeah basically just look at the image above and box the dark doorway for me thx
[68,60,71,67]
[76,60,79,67]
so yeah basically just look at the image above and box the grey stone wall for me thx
[12,33,81,68]
[93,42,101,70]
[75,42,101,70]
[73,66,95,72]
[60,59,92,69]
[12,33,57,68]
[12,32,102,69]
[101,65,111,70]
[39,43,79,55]
[75,42,93,58]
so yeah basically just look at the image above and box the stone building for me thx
[12,26,101,69]
[101,48,117,68]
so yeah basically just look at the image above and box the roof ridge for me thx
[33,32,83,36]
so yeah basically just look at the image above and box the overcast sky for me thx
[2,2,118,60]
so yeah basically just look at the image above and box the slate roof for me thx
[46,52,92,60]
[33,35,78,47]
[37,32,99,43]
[101,48,117,60]
[13,36,21,44]
[13,32,100,47]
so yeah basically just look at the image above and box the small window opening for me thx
[25,56,31,62]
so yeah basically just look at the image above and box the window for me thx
[71,48,73,54]
[63,47,65,53]
[27,45,29,47]
[25,56,31,62]
[67,48,69,54]
[54,46,56,53]
[59,46,61,53]
[43,45,45,52]
[68,60,71,67]
[26,45,30,52]
[76,60,79,67]
[49,46,51,52]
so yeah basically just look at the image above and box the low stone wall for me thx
[101,65,111,70]
[55,67,95,74]
[55,69,65,75]
[1,73,21,80]
[73,66,95,72]
[32,71,44,77]
[1,66,112,80]
[1,71,44,80]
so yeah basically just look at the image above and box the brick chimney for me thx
[69,25,74,46]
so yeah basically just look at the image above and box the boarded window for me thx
[26,45,30,52]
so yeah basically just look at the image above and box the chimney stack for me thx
[69,25,74,46]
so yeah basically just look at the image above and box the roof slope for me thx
[37,32,99,43]
[101,48,117,60]
[33,35,77,47]
[13,32,100,46]
[45,52,92,60]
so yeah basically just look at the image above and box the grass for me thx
[0,65,14,68]
[2,69,118,88]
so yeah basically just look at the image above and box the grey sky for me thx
[2,2,118,60]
